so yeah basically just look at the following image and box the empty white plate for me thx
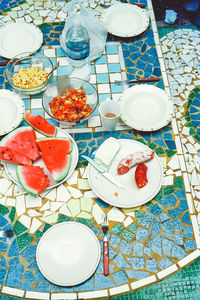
[118,84,174,131]
[0,23,43,59]
[36,222,101,286]
[101,3,149,37]
[0,89,25,136]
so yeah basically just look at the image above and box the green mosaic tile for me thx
[8,207,16,223]
[186,122,193,128]
[112,223,124,235]
[148,143,157,150]
[145,201,154,210]
[194,134,200,142]
[35,230,43,238]
[164,186,175,196]
[76,217,95,226]
[13,220,27,236]
[0,204,9,215]
[135,211,145,224]
[155,147,165,155]
[135,138,146,145]
[174,177,184,189]
[43,223,52,233]
[165,150,176,158]
[122,229,134,242]
[17,233,34,251]
[57,214,73,223]
[77,161,88,168]
[128,223,136,233]
[189,128,196,135]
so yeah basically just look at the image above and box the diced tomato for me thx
[135,163,148,188]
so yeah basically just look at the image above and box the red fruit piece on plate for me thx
[135,163,148,188]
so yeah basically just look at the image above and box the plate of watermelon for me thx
[0,111,79,196]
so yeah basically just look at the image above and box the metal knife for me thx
[82,155,123,188]
[114,77,160,85]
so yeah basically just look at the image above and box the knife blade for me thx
[114,77,160,85]
[82,155,123,188]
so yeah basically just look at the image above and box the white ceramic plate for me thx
[118,84,174,131]
[101,3,149,37]
[0,89,25,136]
[0,23,43,59]
[4,127,79,190]
[36,222,101,286]
[88,139,163,208]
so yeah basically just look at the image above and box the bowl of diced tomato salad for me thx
[42,77,98,125]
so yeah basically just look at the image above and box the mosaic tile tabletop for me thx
[0,0,200,299]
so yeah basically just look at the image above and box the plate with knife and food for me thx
[84,137,163,208]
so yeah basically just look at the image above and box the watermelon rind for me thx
[52,154,72,182]
[16,165,38,197]
[23,111,56,137]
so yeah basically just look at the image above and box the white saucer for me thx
[101,3,149,37]
[0,89,25,136]
[36,222,101,286]
[118,84,174,131]
[0,23,43,59]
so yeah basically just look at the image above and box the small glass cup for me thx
[99,100,121,131]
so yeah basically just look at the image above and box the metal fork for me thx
[102,213,109,276]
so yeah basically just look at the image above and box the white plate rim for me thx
[3,127,79,190]
[36,221,101,286]
[101,3,149,37]
[87,139,163,208]
[0,22,43,59]
[118,84,174,131]
[0,89,25,136]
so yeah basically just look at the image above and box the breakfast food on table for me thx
[0,126,40,161]
[13,66,48,88]
[36,137,73,182]
[16,165,50,197]
[49,88,93,123]
[94,137,120,168]
[117,150,154,175]
[0,146,31,166]
[23,110,57,137]
[135,163,148,188]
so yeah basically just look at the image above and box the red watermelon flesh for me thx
[16,165,50,197]
[36,138,72,182]
[0,146,31,166]
[0,126,40,161]
[24,111,56,137]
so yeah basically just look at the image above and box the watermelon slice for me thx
[0,126,40,161]
[0,146,31,166]
[16,165,50,197]
[23,111,56,137]
[36,138,73,182]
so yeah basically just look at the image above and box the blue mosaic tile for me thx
[168,208,182,218]
[34,270,46,281]
[174,218,184,230]
[94,198,109,209]
[24,271,35,282]
[179,200,189,213]
[106,44,118,54]
[8,240,19,257]
[128,223,136,233]
[75,276,94,291]
[110,83,123,93]
[60,286,74,292]
[133,242,144,256]
[28,260,39,270]
[108,64,121,73]
[126,270,149,280]
[0,241,9,252]
[174,190,186,199]
[6,265,24,288]
[21,280,34,291]
[96,261,103,274]
[128,257,145,270]
[148,235,162,256]
[150,204,162,216]
[158,257,173,269]
[51,284,60,292]
[182,212,192,225]
[162,238,175,256]
[8,257,19,266]
[21,244,36,263]
[159,212,169,222]
[183,226,193,238]
[161,220,174,235]
[151,218,161,237]
[113,253,130,268]
[136,227,149,240]
[95,55,107,64]
[0,215,8,227]
[146,258,158,272]
[0,256,7,268]
[120,240,133,255]
[144,247,152,256]
[141,212,153,227]
[35,282,51,292]
[174,233,183,245]
[109,234,121,248]
[95,275,115,289]
[112,271,128,285]
[159,194,177,207]
[184,240,197,251]
[171,245,187,260]
[0,268,7,284]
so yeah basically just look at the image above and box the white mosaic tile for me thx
[29,218,42,233]
[92,203,104,224]
[57,184,71,202]
[2,287,24,297]
[19,215,31,229]
[108,207,125,222]
[109,284,129,296]
[157,264,178,279]
[131,275,157,289]
[178,250,200,268]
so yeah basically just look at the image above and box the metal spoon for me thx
[48,61,60,77]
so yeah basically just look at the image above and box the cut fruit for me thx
[36,137,73,182]
[24,111,56,137]
[16,165,50,197]
[0,126,40,161]
[0,146,31,166]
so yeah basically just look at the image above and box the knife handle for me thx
[103,241,109,276]
[137,77,160,83]
[134,3,145,8]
